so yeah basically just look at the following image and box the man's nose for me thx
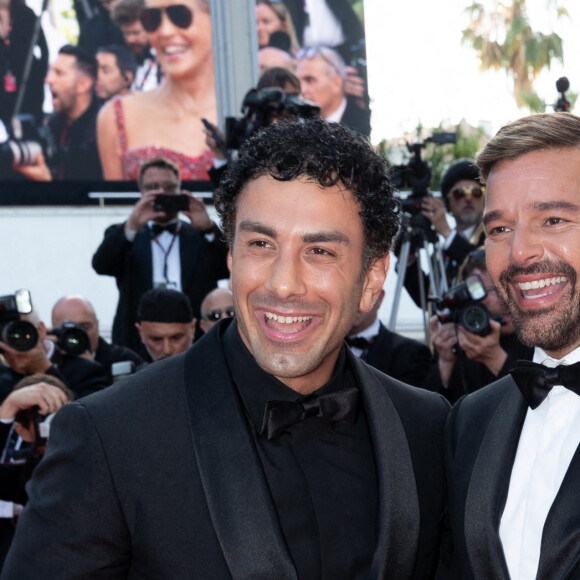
[266,250,307,300]
[509,225,544,266]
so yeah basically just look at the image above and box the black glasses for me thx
[142,181,180,193]
[449,186,485,201]
[205,307,235,321]
[140,4,193,33]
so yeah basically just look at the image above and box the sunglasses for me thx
[140,4,193,33]
[205,307,235,322]
[449,185,485,201]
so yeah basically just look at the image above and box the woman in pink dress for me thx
[97,0,215,180]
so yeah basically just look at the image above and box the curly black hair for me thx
[214,118,400,269]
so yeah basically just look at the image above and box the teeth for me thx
[164,46,185,54]
[265,312,312,324]
[518,276,567,291]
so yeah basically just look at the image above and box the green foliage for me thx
[462,0,566,111]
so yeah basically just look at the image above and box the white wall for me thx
[0,205,425,341]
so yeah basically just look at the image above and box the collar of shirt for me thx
[533,344,580,367]
[349,319,380,343]
[222,320,350,436]
[325,97,348,124]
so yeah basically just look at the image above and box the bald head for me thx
[200,288,234,333]
[52,295,99,352]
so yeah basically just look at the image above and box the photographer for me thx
[425,248,532,404]
[51,295,145,383]
[14,45,103,181]
[0,303,108,403]
[92,157,229,356]
[400,158,486,308]
[0,374,71,568]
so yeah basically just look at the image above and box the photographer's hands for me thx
[0,338,52,376]
[457,319,507,376]
[430,315,458,388]
[125,192,167,233]
[421,197,452,238]
[183,193,213,232]
[13,152,52,182]
[0,383,68,421]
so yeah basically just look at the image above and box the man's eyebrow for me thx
[238,220,277,238]
[484,200,580,227]
[302,231,350,245]
[483,210,501,227]
[532,200,580,212]
[237,221,350,245]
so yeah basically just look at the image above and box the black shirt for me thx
[47,97,103,180]
[223,321,378,579]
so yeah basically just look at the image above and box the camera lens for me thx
[2,320,39,351]
[59,328,90,356]
[461,304,490,336]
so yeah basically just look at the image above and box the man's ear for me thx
[227,251,233,273]
[135,322,144,343]
[359,254,390,313]
[77,74,94,96]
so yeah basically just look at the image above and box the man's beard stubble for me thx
[496,260,580,354]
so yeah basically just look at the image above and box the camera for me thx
[391,132,457,206]
[0,290,38,352]
[49,320,91,356]
[554,76,571,113]
[436,274,492,336]
[154,193,189,214]
[0,114,52,180]
[225,87,320,150]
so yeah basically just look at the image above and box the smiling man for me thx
[3,118,449,578]
[445,112,580,580]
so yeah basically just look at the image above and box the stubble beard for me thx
[497,260,580,353]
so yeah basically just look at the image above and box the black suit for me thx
[3,321,450,579]
[339,96,371,137]
[446,377,580,579]
[360,322,431,388]
[92,220,229,355]
[284,0,365,64]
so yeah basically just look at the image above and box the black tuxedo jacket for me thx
[3,322,449,579]
[339,96,371,137]
[446,377,580,579]
[92,220,229,355]
[363,322,431,388]
[284,0,364,63]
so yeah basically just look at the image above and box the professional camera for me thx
[0,289,38,352]
[435,274,492,336]
[391,132,457,209]
[49,320,91,356]
[225,87,320,150]
[0,114,52,180]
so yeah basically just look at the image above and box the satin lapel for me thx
[183,327,297,580]
[349,353,419,580]
[134,228,153,288]
[537,443,580,579]
[464,382,527,580]
[178,224,200,289]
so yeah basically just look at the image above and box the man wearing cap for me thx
[135,288,196,362]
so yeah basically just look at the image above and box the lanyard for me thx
[153,232,178,285]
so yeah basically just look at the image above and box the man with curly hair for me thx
[4,119,449,578]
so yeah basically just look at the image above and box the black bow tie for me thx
[150,222,179,237]
[510,360,580,409]
[260,387,359,440]
[345,336,370,350]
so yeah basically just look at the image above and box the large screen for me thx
[0,0,369,204]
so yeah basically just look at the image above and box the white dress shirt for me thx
[499,345,580,579]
